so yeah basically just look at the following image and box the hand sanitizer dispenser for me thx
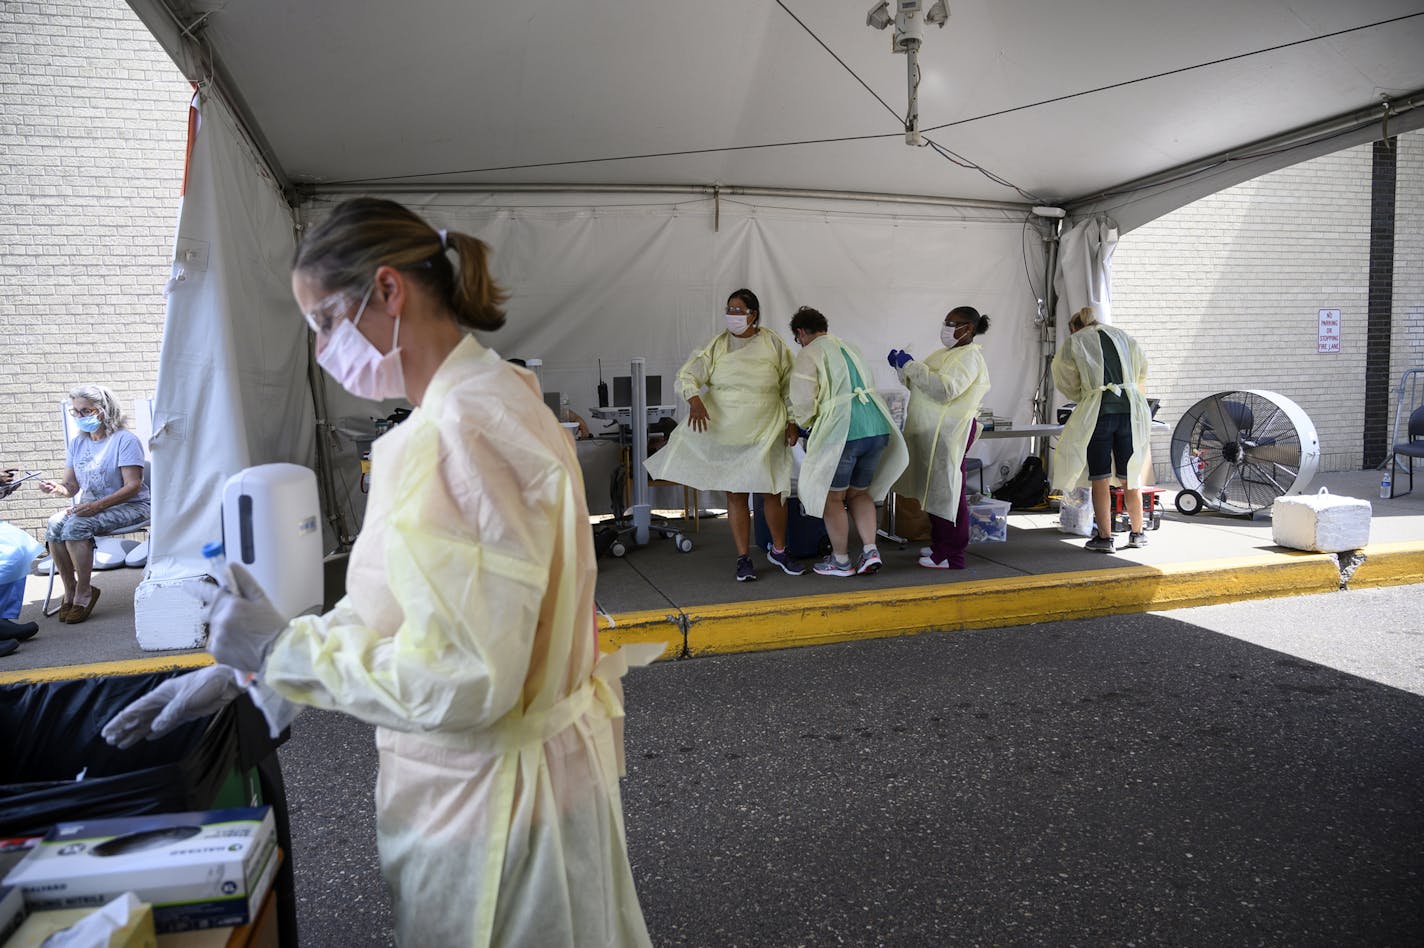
[221,463,324,619]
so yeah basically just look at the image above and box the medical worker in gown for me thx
[787,306,907,577]
[888,306,992,569]
[644,289,805,582]
[105,198,659,947]
[1051,305,1152,553]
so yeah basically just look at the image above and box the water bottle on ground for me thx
[1380,468,1392,499]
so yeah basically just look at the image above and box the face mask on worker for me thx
[725,312,753,335]
[75,414,102,433]
[317,284,406,401]
[941,324,967,349]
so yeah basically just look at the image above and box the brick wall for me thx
[1111,131,1423,485]
[0,0,191,534]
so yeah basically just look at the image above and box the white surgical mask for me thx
[317,285,406,401]
[725,313,751,335]
[941,325,964,348]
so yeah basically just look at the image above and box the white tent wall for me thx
[136,92,311,648]
[1053,218,1118,328]
[312,191,1046,492]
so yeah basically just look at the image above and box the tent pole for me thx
[1036,219,1062,466]
[304,181,1031,215]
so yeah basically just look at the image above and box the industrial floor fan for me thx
[1169,390,1320,517]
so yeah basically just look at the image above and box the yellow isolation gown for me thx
[643,328,794,496]
[260,336,660,947]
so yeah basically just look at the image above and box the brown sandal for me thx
[67,587,100,624]
[57,602,74,622]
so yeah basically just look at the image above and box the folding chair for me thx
[1387,368,1424,498]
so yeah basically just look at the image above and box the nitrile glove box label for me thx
[3,807,276,934]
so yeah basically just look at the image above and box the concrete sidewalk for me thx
[596,468,1424,659]
[2,469,1421,682]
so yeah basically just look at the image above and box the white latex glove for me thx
[101,665,245,749]
[204,562,289,674]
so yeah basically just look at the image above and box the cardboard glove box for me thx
[3,808,276,935]
[1270,488,1371,553]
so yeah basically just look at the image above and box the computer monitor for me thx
[612,375,662,408]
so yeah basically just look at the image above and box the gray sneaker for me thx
[767,546,807,576]
[856,548,883,575]
[813,555,855,577]
[1127,531,1149,549]
[1085,534,1115,553]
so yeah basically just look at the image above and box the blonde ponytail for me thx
[443,231,507,331]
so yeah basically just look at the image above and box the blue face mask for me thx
[75,414,102,433]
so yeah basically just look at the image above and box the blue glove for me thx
[892,350,914,369]
[886,349,902,368]
[797,427,811,440]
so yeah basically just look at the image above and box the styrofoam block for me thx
[1271,488,1371,553]
[134,576,211,650]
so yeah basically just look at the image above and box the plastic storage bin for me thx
[969,498,1010,543]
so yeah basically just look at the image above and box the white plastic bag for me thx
[1057,487,1094,536]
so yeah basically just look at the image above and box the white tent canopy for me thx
[124,0,1424,646]
[129,0,1424,223]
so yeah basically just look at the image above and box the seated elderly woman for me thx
[39,385,150,624]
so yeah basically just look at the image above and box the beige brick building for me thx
[1113,136,1424,483]
[1,0,1420,537]
[1,0,190,534]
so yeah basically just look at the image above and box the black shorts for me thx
[1086,412,1132,480]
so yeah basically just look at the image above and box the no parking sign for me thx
[1318,308,1341,353]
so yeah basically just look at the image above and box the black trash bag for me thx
[0,671,245,838]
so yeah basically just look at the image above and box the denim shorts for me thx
[830,434,890,491]
[46,501,150,542]
[1086,412,1132,480]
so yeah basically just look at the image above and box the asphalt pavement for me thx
[277,583,1424,947]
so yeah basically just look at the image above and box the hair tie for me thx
[437,228,449,251]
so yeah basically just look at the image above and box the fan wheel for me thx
[1169,390,1319,516]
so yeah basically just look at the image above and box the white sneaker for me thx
[919,546,933,558]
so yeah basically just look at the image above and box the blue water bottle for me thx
[202,540,226,580]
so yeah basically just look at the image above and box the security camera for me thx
[866,1,892,30]
[926,0,949,27]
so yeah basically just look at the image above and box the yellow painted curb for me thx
[0,652,211,686]
[5,545,1406,686]
[680,553,1343,656]
[1348,541,1424,588]
[597,607,686,657]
